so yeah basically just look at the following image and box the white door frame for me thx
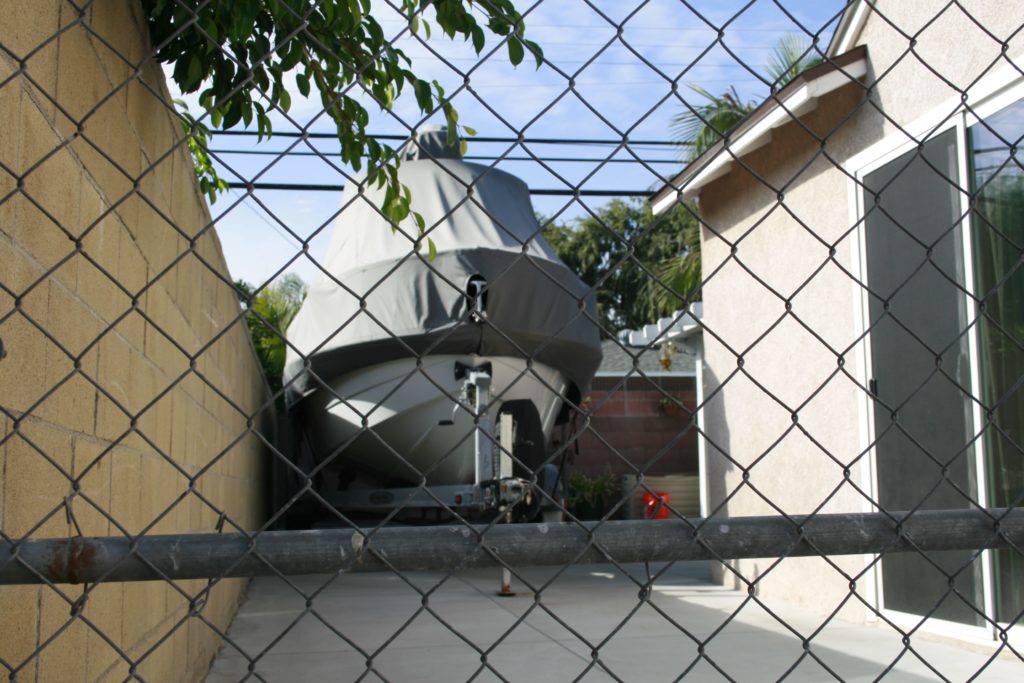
[847,66,1024,645]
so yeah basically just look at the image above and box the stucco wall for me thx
[698,81,875,617]
[695,1,1024,618]
[0,2,267,680]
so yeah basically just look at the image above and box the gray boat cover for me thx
[284,127,602,404]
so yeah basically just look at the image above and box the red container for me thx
[643,492,671,519]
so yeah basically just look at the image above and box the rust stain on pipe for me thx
[45,538,98,584]
[46,542,66,583]
[67,538,97,584]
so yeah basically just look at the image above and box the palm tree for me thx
[654,35,823,310]
[671,84,756,162]
[671,34,823,161]
[765,34,823,91]
[237,274,307,394]
[648,214,701,314]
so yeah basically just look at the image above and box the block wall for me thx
[0,2,268,680]
[573,376,698,478]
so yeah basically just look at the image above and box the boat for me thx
[281,126,602,520]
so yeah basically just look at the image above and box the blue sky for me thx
[168,0,847,287]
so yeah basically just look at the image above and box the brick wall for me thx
[573,376,698,478]
[1,2,268,681]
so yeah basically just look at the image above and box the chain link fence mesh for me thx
[2,0,1024,680]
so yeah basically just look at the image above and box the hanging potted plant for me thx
[658,397,686,417]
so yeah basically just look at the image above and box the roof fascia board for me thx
[827,0,871,57]
[652,55,867,210]
[680,88,815,201]
[616,304,704,346]
[651,182,687,215]
[626,321,702,346]
[651,86,811,211]
[807,59,867,96]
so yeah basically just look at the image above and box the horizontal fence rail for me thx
[3,509,1021,585]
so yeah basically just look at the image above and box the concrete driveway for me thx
[207,562,1022,682]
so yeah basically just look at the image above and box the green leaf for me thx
[427,237,437,261]
[488,16,510,36]
[412,79,432,112]
[257,110,272,141]
[458,139,468,157]
[347,0,362,24]
[280,42,303,70]
[223,98,243,129]
[471,25,485,53]
[507,37,524,66]
[186,54,203,88]
[145,0,546,272]
[525,40,544,69]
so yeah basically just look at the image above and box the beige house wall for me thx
[0,2,268,681]
[696,1,1024,618]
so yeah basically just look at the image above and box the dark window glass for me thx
[970,100,1024,624]
[865,129,984,626]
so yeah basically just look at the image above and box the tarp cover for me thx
[284,128,602,402]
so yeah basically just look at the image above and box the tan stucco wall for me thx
[698,82,876,617]
[0,2,267,680]
[696,1,1024,618]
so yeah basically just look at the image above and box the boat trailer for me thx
[322,363,564,521]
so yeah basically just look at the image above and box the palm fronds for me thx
[765,34,823,91]
[672,34,822,162]
[647,217,702,313]
[671,84,756,161]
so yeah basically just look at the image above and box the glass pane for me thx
[864,129,984,626]
[970,99,1024,624]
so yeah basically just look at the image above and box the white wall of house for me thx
[693,1,1024,624]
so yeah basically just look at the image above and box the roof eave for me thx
[617,303,704,347]
[827,0,871,58]
[650,47,868,214]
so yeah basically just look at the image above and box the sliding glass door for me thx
[863,99,1024,628]
[864,129,983,626]
[969,100,1024,624]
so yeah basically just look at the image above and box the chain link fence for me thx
[2,0,1024,680]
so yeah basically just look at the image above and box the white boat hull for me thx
[301,355,569,486]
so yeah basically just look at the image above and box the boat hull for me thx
[298,354,569,486]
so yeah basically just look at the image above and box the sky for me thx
[166,0,848,287]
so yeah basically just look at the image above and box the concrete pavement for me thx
[207,563,1022,681]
